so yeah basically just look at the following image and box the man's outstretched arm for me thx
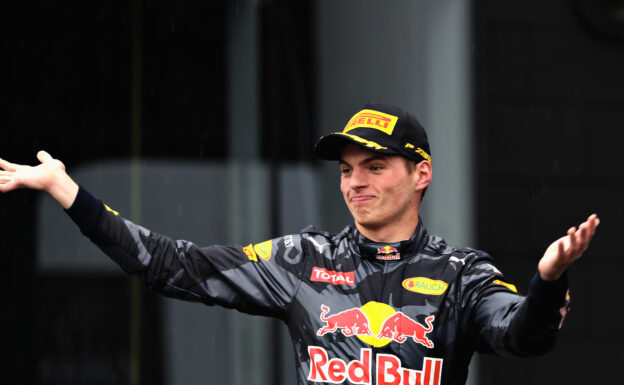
[0,151,78,208]
[1,151,303,316]
[471,214,600,356]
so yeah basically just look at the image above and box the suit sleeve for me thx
[461,253,570,357]
[65,186,305,320]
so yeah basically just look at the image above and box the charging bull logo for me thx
[317,302,435,349]
[317,305,373,337]
[377,313,435,347]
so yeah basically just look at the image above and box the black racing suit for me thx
[66,187,570,385]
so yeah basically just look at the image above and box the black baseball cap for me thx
[314,103,431,163]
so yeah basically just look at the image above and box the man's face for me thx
[339,144,421,233]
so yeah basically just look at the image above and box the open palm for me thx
[537,214,600,281]
[0,151,66,193]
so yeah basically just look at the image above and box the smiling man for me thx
[0,103,599,385]
[338,145,428,242]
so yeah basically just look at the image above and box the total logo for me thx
[308,347,443,385]
[317,302,435,348]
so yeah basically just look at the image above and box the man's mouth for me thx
[350,195,375,205]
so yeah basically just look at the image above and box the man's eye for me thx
[340,168,351,175]
[370,165,383,171]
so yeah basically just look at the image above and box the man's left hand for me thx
[537,214,600,281]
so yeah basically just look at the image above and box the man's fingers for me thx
[567,226,577,246]
[567,214,600,259]
[577,215,599,248]
[0,179,16,192]
[0,157,17,172]
[588,214,600,233]
[576,221,588,240]
[557,239,565,256]
[37,150,53,163]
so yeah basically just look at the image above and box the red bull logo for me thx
[377,313,435,348]
[317,302,435,349]
[317,305,373,337]
[376,246,400,261]
[308,347,443,385]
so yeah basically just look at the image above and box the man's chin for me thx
[353,216,385,231]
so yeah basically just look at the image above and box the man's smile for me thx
[350,195,376,205]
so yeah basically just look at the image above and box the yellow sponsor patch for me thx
[493,279,518,293]
[242,244,257,262]
[343,109,399,135]
[254,240,273,261]
[104,204,119,216]
[402,277,448,295]
[404,143,431,162]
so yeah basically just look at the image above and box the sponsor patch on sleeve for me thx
[254,240,273,261]
[242,244,258,262]
[104,204,119,216]
[493,279,517,293]
[283,235,294,248]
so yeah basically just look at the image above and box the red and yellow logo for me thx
[402,277,448,295]
[493,279,517,293]
[343,109,398,135]
[317,301,434,348]
[376,246,400,261]
[242,244,257,262]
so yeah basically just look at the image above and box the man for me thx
[0,103,599,385]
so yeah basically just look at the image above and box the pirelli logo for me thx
[343,109,399,136]
[405,143,431,162]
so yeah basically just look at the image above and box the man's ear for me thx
[413,161,432,192]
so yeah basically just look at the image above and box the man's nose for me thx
[349,167,368,189]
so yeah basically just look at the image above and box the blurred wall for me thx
[474,1,624,384]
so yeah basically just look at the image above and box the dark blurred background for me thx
[1,0,623,384]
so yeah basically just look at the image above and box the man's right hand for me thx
[0,151,79,209]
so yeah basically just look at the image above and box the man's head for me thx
[314,103,432,241]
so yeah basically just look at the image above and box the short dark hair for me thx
[404,159,428,201]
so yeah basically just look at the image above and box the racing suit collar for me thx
[353,219,428,262]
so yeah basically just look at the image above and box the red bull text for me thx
[308,347,443,385]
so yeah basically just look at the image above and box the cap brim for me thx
[314,132,397,161]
